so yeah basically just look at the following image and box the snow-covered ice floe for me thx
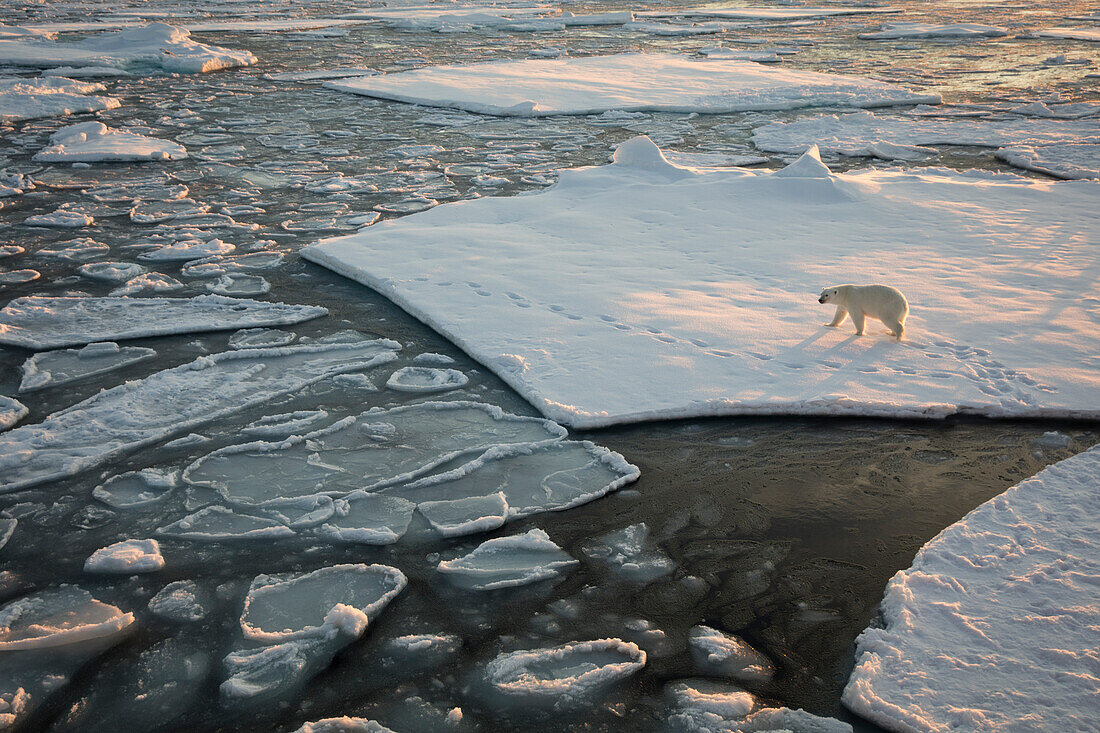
[0,340,399,492]
[304,136,1100,428]
[148,580,209,622]
[687,625,774,682]
[19,341,157,392]
[0,294,327,350]
[1035,27,1100,42]
[294,718,395,733]
[668,678,853,733]
[1,395,28,431]
[0,76,119,123]
[437,528,578,590]
[33,121,186,163]
[859,22,1008,40]
[995,143,1100,180]
[0,23,256,74]
[85,538,165,573]
[481,638,646,709]
[844,443,1100,732]
[385,365,468,393]
[326,53,939,117]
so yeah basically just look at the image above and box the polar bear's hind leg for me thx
[887,318,905,341]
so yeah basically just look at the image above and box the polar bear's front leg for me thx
[850,310,866,336]
[826,306,848,327]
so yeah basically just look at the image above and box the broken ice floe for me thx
[229,328,297,350]
[481,638,646,708]
[109,272,185,296]
[843,444,1100,732]
[688,625,775,682]
[84,538,164,573]
[437,528,578,590]
[93,468,176,508]
[0,294,327,350]
[0,340,400,492]
[418,492,508,537]
[995,143,1100,180]
[19,341,157,392]
[581,523,674,583]
[0,23,256,74]
[308,493,412,544]
[294,719,395,733]
[386,366,468,393]
[139,237,236,262]
[0,76,120,123]
[859,22,1007,40]
[241,410,329,438]
[77,261,146,283]
[32,121,187,163]
[24,208,93,228]
[0,395,28,431]
[156,505,296,541]
[147,580,209,622]
[653,6,902,20]
[207,274,271,296]
[326,53,939,117]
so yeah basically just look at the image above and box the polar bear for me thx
[818,284,908,341]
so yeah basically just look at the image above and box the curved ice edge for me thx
[484,638,647,702]
[181,400,570,505]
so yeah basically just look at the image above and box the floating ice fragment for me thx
[109,272,185,296]
[25,208,93,228]
[859,22,1007,39]
[93,468,176,508]
[295,719,396,733]
[0,395,27,432]
[33,121,186,163]
[995,143,1100,180]
[77,261,146,283]
[0,294,327,350]
[156,505,295,541]
[85,538,164,573]
[0,340,399,492]
[139,237,235,262]
[656,6,902,20]
[666,678,755,719]
[438,528,578,590]
[148,580,209,622]
[0,246,24,257]
[267,67,378,81]
[581,523,674,583]
[0,269,39,285]
[207,273,270,296]
[0,517,15,551]
[19,342,157,392]
[386,366,468,393]
[413,352,455,365]
[229,327,296,350]
[314,492,415,544]
[1035,27,1100,42]
[0,76,120,123]
[688,626,775,683]
[241,410,329,438]
[418,492,508,537]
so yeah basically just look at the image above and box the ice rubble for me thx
[295,718,395,733]
[0,76,119,123]
[19,341,157,392]
[33,121,187,163]
[859,22,1008,39]
[385,365,468,393]
[0,340,399,492]
[148,580,209,622]
[0,395,27,431]
[437,528,579,590]
[843,443,1100,732]
[482,638,646,708]
[24,208,93,228]
[326,53,939,117]
[305,136,1100,428]
[0,23,256,74]
[93,468,176,508]
[995,143,1100,180]
[85,538,165,573]
[0,294,327,350]
[581,523,674,583]
[687,626,775,682]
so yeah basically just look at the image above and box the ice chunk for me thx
[859,22,1007,39]
[148,580,209,622]
[267,67,378,81]
[437,528,578,590]
[386,365,468,393]
[581,523,674,583]
[326,53,939,117]
[33,121,186,163]
[660,7,902,20]
[85,538,164,573]
[93,468,176,508]
[0,23,256,73]
[109,272,184,296]
[0,294,326,350]
[0,341,400,492]
[666,679,755,719]
[843,444,1100,733]
[183,401,566,506]
[156,505,295,541]
[314,492,415,544]
[19,341,157,392]
[482,638,646,707]
[418,491,508,537]
[241,410,329,439]
[412,352,455,365]
[295,719,395,733]
[0,76,119,123]
[25,208,93,228]
[139,237,235,262]
[77,261,146,283]
[0,395,27,431]
[995,143,1100,180]
[207,273,270,296]
[0,269,39,284]
[229,328,296,350]
[687,625,775,682]
[1035,27,1100,42]
[0,517,14,551]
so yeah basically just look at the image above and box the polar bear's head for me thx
[818,287,842,304]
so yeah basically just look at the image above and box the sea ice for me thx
[156,505,296,541]
[385,366,468,393]
[148,580,209,622]
[437,528,579,590]
[33,121,187,163]
[326,53,939,117]
[0,340,400,492]
[110,272,185,296]
[0,396,27,431]
[0,294,327,350]
[859,23,1008,39]
[229,328,297,350]
[19,341,157,392]
[581,523,674,583]
[24,208,93,228]
[182,401,566,506]
[687,626,775,682]
[305,136,1100,427]
[240,410,329,438]
[481,638,646,708]
[995,143,1100,180]
[92,468,176,508]
[139,237,235,262]
[658,6,902,20]
[0,23,256,74]
[666,679,755,720]
[0,76,120,123]
[295,719,395,733]
[417,492,508,537]
[341,5,552,33]
[207,273,270,296]
[1036,27,1100,42]
[314,493,416,544]
[85,538,165,573]
[0,517,15,551]
[0,269,40,285]
[77,261,146,283]
[843,444,1100,732]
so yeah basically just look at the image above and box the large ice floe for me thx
[32,121,187,163]
[19,341,157,392]
[304,136,1100,428]
[0,76,119,122]
[0,340,399,492]
[0,294,326,350]
[326,53,939,117]
[843,443,1100,732]
[0,23,256,74]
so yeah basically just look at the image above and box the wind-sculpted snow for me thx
[304,136,1100,427]
[0,340,400,492]
[437,528,579,590]
[0,23,256,74]
[326,53,939,117]
[0,76,119,122]
[19,342,157,392]
[33,121,187,163]
[0,295,327,350]
[843,444,1100,732]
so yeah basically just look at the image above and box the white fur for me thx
[818,284,908,340]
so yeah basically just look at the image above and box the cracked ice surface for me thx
[19,341,157,392]
[0,295,327,350]
[0,340,400,492]
[843,443,1100,733]
[326,53,939,117]
[305,136,1100,428]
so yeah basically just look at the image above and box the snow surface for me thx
[0,340,399,492]
[0,294,327,350]
[0,23,256,74]
[0,75,119,122]
[0,395,28,431]
[437,528,579,590]
[859,23,1008,40]
[304,136,1100,428]
[33,121,187,163]
[326,53,939,117]
[995,143,1100,180]
[843,443,1100,732]
[19,341,157,392]
[85,538,165,573]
